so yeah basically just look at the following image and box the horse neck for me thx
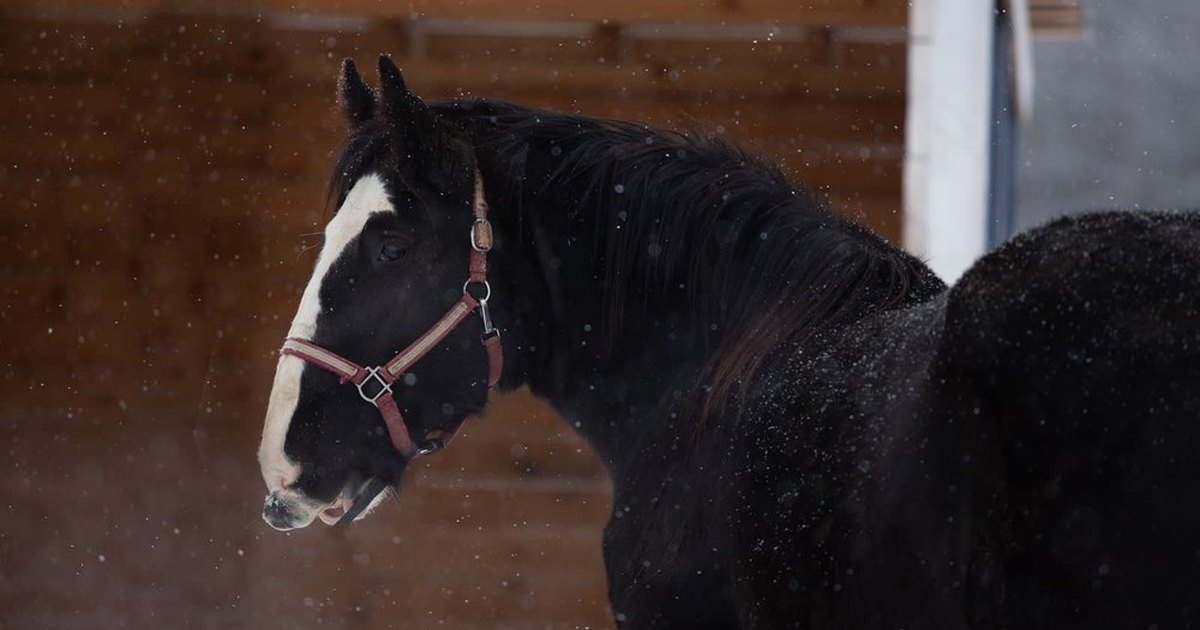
[474,114,944,476]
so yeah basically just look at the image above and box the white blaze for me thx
[258,174,395,491]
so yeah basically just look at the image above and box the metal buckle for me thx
[355,367,392,405]
[470,218,493,252]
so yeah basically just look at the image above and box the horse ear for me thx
[377,55,435,132]
[339,59,376,127]
[377,55,470,190]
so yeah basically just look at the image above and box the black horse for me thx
[257,56,1200,628]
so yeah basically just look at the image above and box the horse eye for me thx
[378,243,407,262]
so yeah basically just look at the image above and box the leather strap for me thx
[374,392,415,455]
[281,295,494,458]
[383,295,479,380]
[280,337,363,383]
[483,332,503,388]
[468,176,492,283]
[277,172,502,465]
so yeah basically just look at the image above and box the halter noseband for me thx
[278,174,503,523]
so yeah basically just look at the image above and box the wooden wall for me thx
[0,4,906,627]
[1031,0,1085,37]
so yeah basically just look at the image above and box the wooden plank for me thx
[634,100,906,144]
[134,12,282,78]
[250,20,409,83]
[425,32,608,65]
[26,272,141,363]
[361,571,612,626]
[0,176,65,249]
[1031,8,1084,37]
[631,38,828,69]
[398,474,612,529]
[0,83,127,132]
[0,128,127,173]
[0,218,66,274]
[241,524,611,627]
[348,523,606,581]
[133,94,271,140]
[134,237,206,294]
[0,16,130,83]
[203,218,267,267]
[788,155,902,198]
[1030,0,1081,7]
[1030,0,1083,37]
[63,220,137,270]
[127,153,196,205]
[189,127,271,170]
[429,434,607,480]
[268,89,904,157]
[279,57,905,101]
[10,0,907,27]
[295,0,907,26]
[0,178,63,222]
[0,275,66,327]
[840,41,906,70]
[148,72,273,119]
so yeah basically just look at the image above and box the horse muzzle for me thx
[262,490,321,531]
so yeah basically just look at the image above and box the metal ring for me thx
[462,280,491,302]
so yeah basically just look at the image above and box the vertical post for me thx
[903,0,996,282]
[988,6,1017,249]
[989,0,1035,247]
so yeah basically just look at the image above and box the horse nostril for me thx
[262,493,296,531]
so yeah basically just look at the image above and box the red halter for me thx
[280,175,503,460]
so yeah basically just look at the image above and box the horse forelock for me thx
[258,173,395,490]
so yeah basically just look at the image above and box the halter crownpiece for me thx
[280,172,503,463]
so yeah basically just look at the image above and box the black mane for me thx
[438,99,944,406]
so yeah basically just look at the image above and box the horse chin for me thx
[316,481,390,526]
[317,499,351,526]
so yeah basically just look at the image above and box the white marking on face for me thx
[258,174,396,498]
[288,173,395,341]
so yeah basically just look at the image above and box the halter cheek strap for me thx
[280,296,500,456]
[279,174,503,461]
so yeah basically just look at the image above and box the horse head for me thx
[258,56,498,530]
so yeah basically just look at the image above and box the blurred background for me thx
[3,0,1195,628]
[1018,0,1200,230]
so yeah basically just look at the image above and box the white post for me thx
[903,0,996,283]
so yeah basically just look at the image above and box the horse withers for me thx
[258,56,1200,628]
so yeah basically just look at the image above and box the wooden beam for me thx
[1030,0,1083,37]
[10,0,908,27]
[276,57,905,102]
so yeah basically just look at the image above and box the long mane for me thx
[442,100,946,413]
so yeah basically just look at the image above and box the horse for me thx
[257,56,1200,628]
